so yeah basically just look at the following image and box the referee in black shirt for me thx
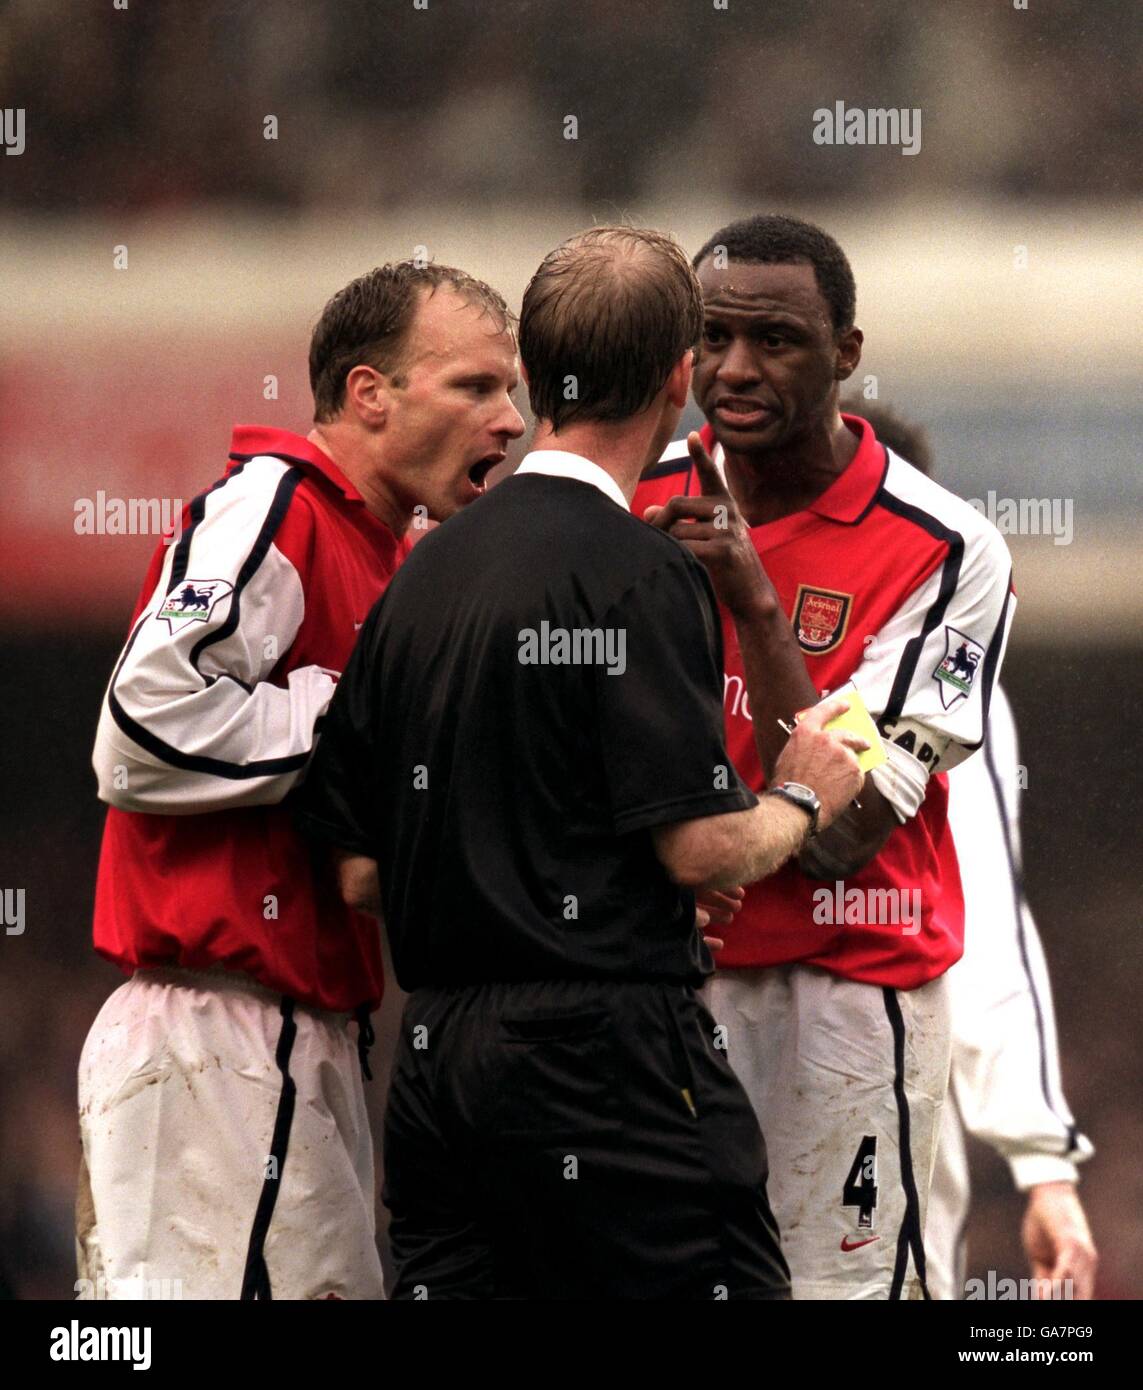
[296,227,866,1300]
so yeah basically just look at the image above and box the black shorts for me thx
[381,978,790,1300]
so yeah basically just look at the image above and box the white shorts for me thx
[924,1091,971,1300]
[76,968,385,1300]
[706,964,951,1300]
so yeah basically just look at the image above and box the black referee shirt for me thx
[295,457,757,991]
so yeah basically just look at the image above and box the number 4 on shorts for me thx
[842,1135,878,1229]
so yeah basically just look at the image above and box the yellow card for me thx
[799,684,887,774]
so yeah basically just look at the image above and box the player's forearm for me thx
[797,788,899,878]
[953,1064,1094,1186]
[733,597,899,873]
[949,917,1093,1180]
[93,665,335,813]
[732,595,819,779]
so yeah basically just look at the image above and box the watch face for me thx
[775,782,820,832]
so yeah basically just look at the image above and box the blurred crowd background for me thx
[3,0,1140,208]
[1,0,1139,1298]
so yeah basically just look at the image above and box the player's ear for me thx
[834,326,863,382]
[344,364,389,428]
[665,348,693,409]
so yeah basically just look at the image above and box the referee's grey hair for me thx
[520,227,703,432]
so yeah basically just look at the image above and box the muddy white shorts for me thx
[76,968,385,1300]
[706,964,951,1300]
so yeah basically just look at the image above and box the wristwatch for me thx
[767,781,821,836]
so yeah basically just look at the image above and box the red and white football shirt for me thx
[91,425,412,1013]
[633,415,1015,988]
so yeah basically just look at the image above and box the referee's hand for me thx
[774,696,868,831]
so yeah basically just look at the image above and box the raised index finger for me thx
[687,430,730,499]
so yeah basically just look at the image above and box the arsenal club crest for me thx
[933,626,986,709]
[792,585,852,654]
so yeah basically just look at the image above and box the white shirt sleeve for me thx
[945,685,1094,1189]
[92,456,337,814]
[846,458,1017,820]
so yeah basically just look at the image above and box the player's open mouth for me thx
[713,397,776,429]
[466,452,506,495]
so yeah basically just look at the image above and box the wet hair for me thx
[310,261,513,422]
[694,213,857,332]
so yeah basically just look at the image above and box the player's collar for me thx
[228,425,367,504]
[699,413,887,526]
[814,414,888,522]
[514,449,630,511]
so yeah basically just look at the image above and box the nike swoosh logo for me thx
[840,1235,881,1252]
[353,622,364,631]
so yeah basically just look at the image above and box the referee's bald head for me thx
[520,226,703,433]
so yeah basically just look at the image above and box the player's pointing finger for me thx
[687,431,730,498]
